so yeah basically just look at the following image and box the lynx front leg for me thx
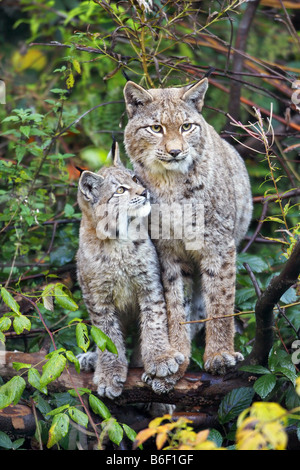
[138,282,185,394]
[90,307,128,399]
[201,244,243,375]
[158,254,191,382]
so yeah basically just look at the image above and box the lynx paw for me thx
[146,376,177,395]
[144,351,185,379]
[204,351,244,375]
[77,351,97,371]
[93,365,128,400]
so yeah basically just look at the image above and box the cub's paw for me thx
[144,350,185,379]
[77,351,97,371]
[204,351,244,375]
[93,366,128,400]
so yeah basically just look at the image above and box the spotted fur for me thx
[124,79,252,381]
[76,144,184,399]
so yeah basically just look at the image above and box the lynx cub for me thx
[76,142,184,399]
[124,78,252,382]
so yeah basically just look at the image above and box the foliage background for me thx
[0,0,299,450]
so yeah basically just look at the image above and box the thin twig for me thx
[242,200,269,253]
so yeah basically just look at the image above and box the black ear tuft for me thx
[203,67,215,79]
[122,69,131,82]
[75,166,85,176]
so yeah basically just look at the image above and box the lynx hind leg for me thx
[77,350,98,371]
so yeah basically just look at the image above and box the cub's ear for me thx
[79,171,104,203]
[123,81,153,118]
[182,78,208,113]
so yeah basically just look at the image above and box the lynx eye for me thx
[132,175,140,184]
[115,186,126,194]
[181,123,193,132]
[150,124,163,134]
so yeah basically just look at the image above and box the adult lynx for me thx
[124,78,252,382]
[76,142,184,399]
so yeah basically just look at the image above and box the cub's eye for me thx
[181,123,192,132]
[150,125,163,133]
[132,175,140,184]
[115,187,126,194]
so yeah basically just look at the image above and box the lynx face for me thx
[124,80,208,174]
[78,165,150,239]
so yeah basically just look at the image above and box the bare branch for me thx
[245,239,300,367]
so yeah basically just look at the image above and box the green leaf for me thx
[218,387,255,424]
[0,331,5,344]
[91,326,118,355]
[107,418,123,446]
[208,429,223,448]
[11,438,25,450]
[122,423,137,443]
[89,394,111,420]
[239,365,271,375]
[40,354,67,388]
[28,368,47,394]
[68,387,91,397]
[46,405,70,416]
[13,315,31,334]
[237,253,269,273]
[76,322,90,352]
[68,407,88,428]
[253,374,277,399]
[12,362,32,371]
[20,125,31,139]
[0,317,11,332]
[66,350,80,373]
[47,413,70,448]
[45,347,66,359]
[54,284,78,311]
[1,287,21,315]
[0,376,26,409]
[235,287,256,305]
[274,366,297,385]
[0,431,13,449]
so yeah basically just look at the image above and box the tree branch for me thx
[245,239,300,367]
[0,350,251,408]
[225,0,261,128]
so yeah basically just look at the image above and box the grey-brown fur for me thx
[124,79,252,383]
[76,144,184,399]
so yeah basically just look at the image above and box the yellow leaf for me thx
[73,59,81,75]
[250,402,287,425]
[133,428,156,449]
[195,429,210,444]
[12,49,47,72]
[262,422,287,450]
[195,440,221,450]
[296,377,300,396]
[149,414,171,429]
[236,429,266,450]
[66,72,75,90]
[156,432,167,450]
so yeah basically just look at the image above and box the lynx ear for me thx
[123,81,153,118]
[108,139,124,167]
[182,78,208,112]
[79,171,104,203]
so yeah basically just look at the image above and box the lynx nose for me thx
[141,189,147,198]
[168,149,182,158]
